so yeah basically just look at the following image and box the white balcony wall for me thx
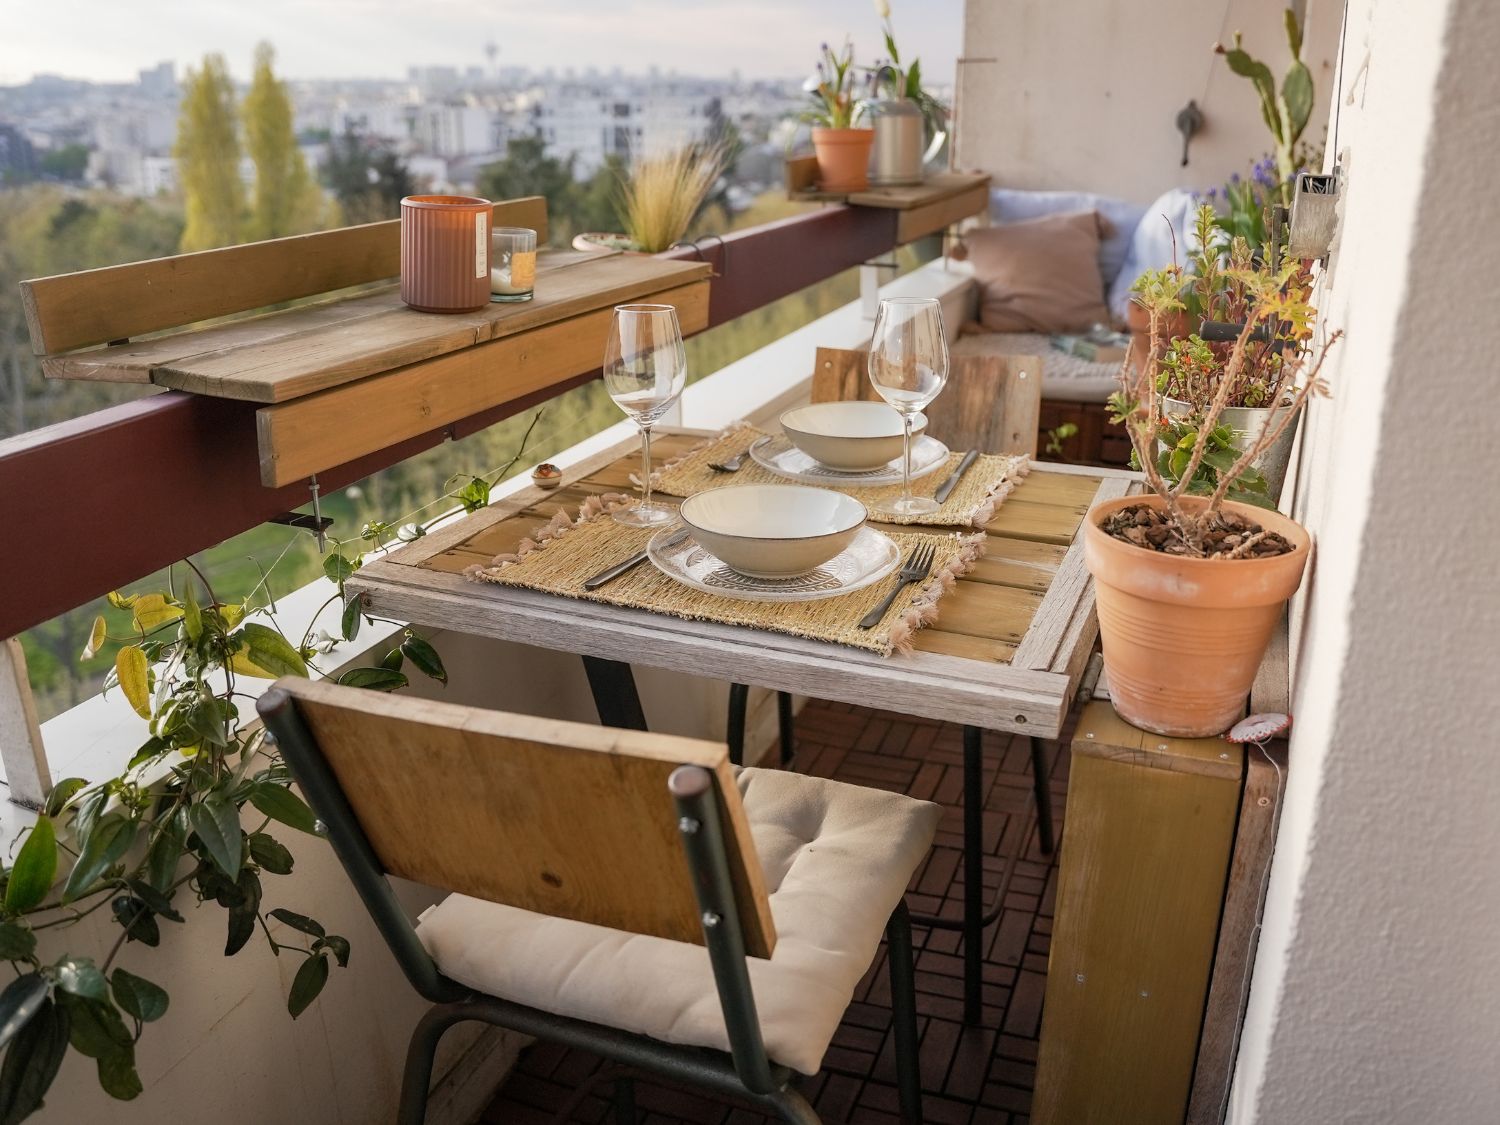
[957,0,1343,203]
[23,258,972,1124]
[1229,0,1500,1121]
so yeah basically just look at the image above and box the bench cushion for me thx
[989,187,1149,289]
[415,766,940,1075]
[954,331,1120,404]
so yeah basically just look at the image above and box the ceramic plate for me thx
[748,434,949,486]
[646,524,901,602]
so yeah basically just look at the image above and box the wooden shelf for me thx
[785,159,991,243]
[20,199,711,488]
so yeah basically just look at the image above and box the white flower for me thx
[803,73,823,93]
[874,0,891,19]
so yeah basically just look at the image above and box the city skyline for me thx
[3,0,965,87]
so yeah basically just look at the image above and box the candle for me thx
[400,195,493,313]
[490,227,538,302]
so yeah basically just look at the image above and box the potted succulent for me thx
[866,0,949,186]
[801,40,874,193]
[1085,246,1340,737]
[572,144,728,254]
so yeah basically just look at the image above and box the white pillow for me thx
[989,188,1147,290]
[1107,188,1202,323]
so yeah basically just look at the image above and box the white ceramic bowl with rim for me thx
[780,401,928,471]
[679,485,867,579]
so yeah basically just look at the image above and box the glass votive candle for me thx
[491,227,538,303]
[400,195,493,313]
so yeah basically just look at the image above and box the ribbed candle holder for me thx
[400,195,493,313]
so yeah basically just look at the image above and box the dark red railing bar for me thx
[0,205,900,639]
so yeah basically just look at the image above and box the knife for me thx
[583,528,689,590]
[932,450,980,504]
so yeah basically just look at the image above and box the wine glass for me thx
[603,303,687,527]
[867,297,949,517]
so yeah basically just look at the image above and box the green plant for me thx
[1044,422,1078,457]
[801,40,865,130]
[618,144,729,253]
[1111,232,1339,553]
[1215,8,1314,207]
[869,0,949,142]
[0,412,544,1118]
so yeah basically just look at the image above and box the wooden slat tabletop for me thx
[349,430,1139,737]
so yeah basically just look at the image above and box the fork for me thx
[859,543,936,630]
[708,450,747,473]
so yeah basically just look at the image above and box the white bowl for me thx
[780,401,928,471]
[679,485,867,579]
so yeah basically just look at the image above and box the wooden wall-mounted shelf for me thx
[21,198,711,488]
[785,158,991,244]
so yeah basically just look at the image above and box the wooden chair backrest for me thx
[20,196,549,356]
[274,677,775,958]
[811,344,1042,457]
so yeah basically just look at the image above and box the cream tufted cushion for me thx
[415,767,940,1075]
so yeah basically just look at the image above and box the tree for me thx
[477,135,586,245]
[38,144,89,182]
[242,42,324,239]
[175,53,244,251]
[324,127,412,225]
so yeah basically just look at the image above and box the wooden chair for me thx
[728,344,1043,768]
[257,678,938,1124]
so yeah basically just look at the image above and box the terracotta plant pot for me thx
[1082,494,1311,737]
[812,127,876,193]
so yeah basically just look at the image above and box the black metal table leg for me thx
[1030,736,1056,855]
[727,683,749,765]
[961,724,984,1025]
[776,690,795,767]
[582,656,648,731]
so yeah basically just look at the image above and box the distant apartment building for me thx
[0,123,38,180]
[534,83,718,178]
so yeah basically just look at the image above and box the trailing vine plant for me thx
[0,412,542,1119]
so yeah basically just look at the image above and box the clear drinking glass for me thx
[867,297,949,517]
[603,303,687,527]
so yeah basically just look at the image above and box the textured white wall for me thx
[1230,0,1500,1120]
[958,0,1341,203]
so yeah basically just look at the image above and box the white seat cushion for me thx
[415,767,940,1075]
[953,331,1120,404]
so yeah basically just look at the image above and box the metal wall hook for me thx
[669,234,727,279]
[1176,99,1205,167]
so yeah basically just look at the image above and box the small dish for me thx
[780,401,929,471]
[678,485,866,578]
[647,524,901,602]
[749,434,950,486]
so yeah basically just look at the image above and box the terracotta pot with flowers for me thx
[1085,230,1340,737]
[801,40,874,193]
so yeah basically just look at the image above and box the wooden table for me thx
[350,429,1137,1021]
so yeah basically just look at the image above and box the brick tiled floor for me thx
[482,698,1072,1124]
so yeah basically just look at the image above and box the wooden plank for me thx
[895,580,1043,646]
[21,198,548,356]
[1187,739,1287,1125]
[784,154,819,195]
[984,498,1088,545]
[1012,476,1131,670]
[1072,705,1243,781]
[0,638,50,809]
[910,630,1018,664]
[1034,702,1243,1125]
[279,677,775,958]
[348,560,1074,736]
[811,345,1041,457]
[255,279,709,487]
[847,172,991,210]
[1250,608,1291,715]
[895,182,992,244]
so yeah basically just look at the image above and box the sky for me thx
[2,0,965,86]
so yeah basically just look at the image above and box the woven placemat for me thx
[648,424,1029,528]
[465,494,984,657]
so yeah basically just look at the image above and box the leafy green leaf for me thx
[400,634,447,685]
[0,975,48,1051]
[231,622,309,679]
[54,957,108,1002]
[115,646,151,719]
[143,830,182,895]
[58,992,130,1059]
[340,597,362,643]
[336,666,407,692]
[287,952,329,1018]
[0,923,36,963]
[248,783,318,836]
[248,832,294,876]
[110,897,160,948]
[105,591,137,611]
[379,648,404,673]
[130,594,184,634]
[1284,6,1303,58]
[188,794,243,878]
[63,814,136,902]
[5,819,56,915]
[181,581,203,644]
[0,994,68,1123]
[322,553,356,586]
[96,1047,143,1101]
[42,778,86,819]
[268,908,325,939]
[317,934,351,969]
[109,969,169,1024]
[125,737,171,772]
[125,878,183,924]
[224,870,261,957]
[1281,60,1314,144]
